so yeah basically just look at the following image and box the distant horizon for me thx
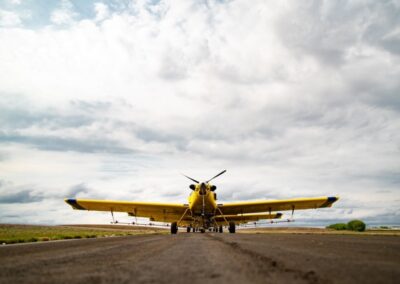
[2,218,400,228]
[2,222,400,229]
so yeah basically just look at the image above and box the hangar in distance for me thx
[65,170,339,234]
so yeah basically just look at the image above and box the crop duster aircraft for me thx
[65,170,339,234]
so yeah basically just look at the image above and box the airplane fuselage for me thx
[187,183,219,228]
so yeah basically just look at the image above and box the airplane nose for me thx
[200,183,207,195]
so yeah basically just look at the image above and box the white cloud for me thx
[8,0,21,5]
[50,0,78,25]
[0,9,21,27]
[94,2,110,22]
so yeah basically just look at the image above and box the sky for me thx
[0,0,399,227]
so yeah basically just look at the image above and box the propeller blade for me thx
[182,174,199,184]
[206,170,227,183]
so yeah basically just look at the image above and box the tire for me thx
[219,226,223,233]
[171,222,178,234]
[200,229,205,233]
[192,227,196,232]
[187,227,191,233]
[229,222,236,233]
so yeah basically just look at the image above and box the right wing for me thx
[218,196,339,215]
[65,198,188,223]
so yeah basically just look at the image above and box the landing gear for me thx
[192,227,196,232]
[219,226,223,233]
[187,226,191,233]
[171,222,178,234]
[200,228,205,233]
[229,222,236,233]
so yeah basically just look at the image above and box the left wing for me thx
[218,196,339,215]
[65,198,188,223]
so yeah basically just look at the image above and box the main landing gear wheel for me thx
[200,229,205,233]
[187,227,191,233]
[192,227,196,232]
[219,226,223,233]
[171,222,178,234]
[229,222,236,233]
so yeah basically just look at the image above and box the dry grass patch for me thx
[0,224,167,244]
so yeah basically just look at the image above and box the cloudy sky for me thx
[0,0,399,226]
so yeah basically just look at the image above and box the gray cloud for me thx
[0,190,44,204]
[363,210,400,226]
[0,132,134,154]
[0,98,93,129]
[0,181,98,205]
[277,1,400,64]
[70,100,112,113]
[66,183,90,197]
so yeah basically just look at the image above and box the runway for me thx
[0,233,399,284]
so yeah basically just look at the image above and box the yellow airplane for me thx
[65,170,339,234]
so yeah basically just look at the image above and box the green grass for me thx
[0,224,165,244]
[347,220,366,232]
[326,223,348,230]
[326,220,366,232]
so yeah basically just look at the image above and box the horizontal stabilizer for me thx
[214,212,282,223]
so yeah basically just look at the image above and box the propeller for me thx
[182,170,227,188]
[182,174,199,184]
[206,169,226,183]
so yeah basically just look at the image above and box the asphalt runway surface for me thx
[0,232,399,284]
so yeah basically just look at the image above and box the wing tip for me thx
[323,196,339,208]
[65,198,86,210]
[328,196,339,202]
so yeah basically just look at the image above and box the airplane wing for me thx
[65,198,188,222]
[218,196,339,215]
[214,213,282,224]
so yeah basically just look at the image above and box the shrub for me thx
[85,235,96,238]
[326,223,347,230]
[347,220,366,232]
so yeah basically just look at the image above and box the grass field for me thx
[2,224,398,245]
[0,224,168,244]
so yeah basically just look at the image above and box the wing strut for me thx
[177,207,191,226]
[110,209,116,224]
[216,207,230,226]
[133,208,138,224]
[290,205,295,221]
